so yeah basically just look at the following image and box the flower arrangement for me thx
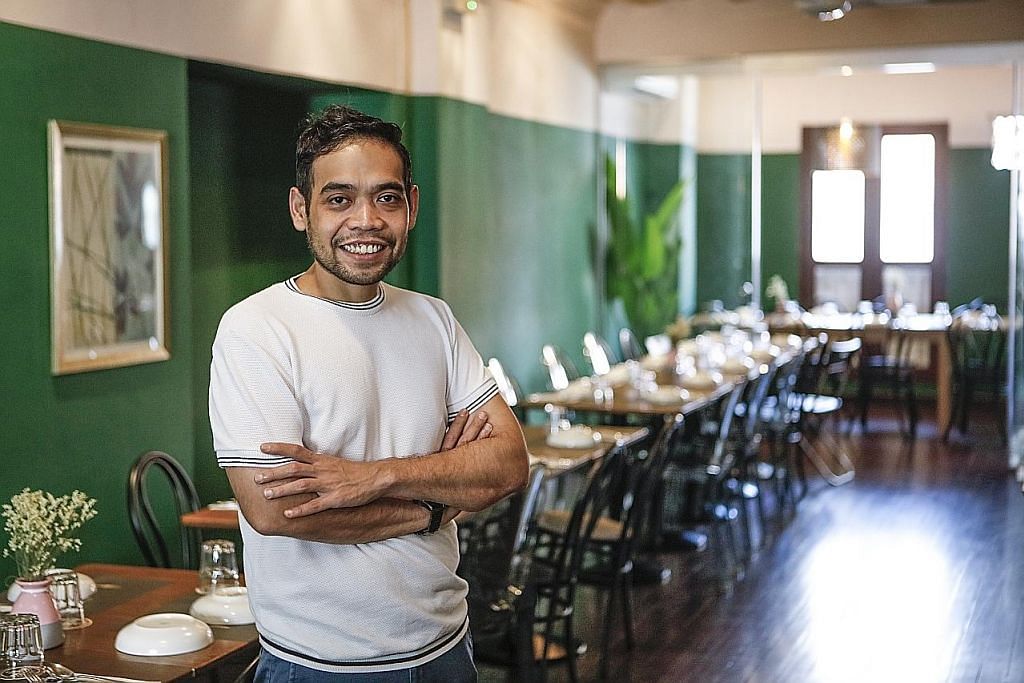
[2,488,98,580]
[766,274,790,307]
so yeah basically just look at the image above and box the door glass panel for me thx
[880,134,934,263]
[813,264,862,312]
[882,264,931,313]
[811,170,865,263]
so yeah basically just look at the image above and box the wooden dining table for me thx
[43,563,258,682]
[773,312,956,434]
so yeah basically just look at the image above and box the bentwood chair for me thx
[582,331,617,377]
[535,415,683,678]
[127,451,202,569]
[947,305,1006,439]
[487,357,526,420]
[857,322,918,438]
[618,328,645,362]
[459,466,547,680]
[541,344,580,392]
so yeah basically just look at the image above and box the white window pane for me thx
[811,170,865,263]
[880,134,934,263]
[814,265,862,312]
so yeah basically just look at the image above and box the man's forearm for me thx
[226,468,438,543]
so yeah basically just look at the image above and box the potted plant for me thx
[3,488,97,647]
[603,154,685,341]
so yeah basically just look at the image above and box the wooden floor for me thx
[479,405,1024,683]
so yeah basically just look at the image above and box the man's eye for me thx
[379,193,402,204]
[328,196,349,205]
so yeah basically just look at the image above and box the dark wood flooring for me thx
[479,404,1024,683]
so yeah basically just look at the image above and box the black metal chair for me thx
[618,327,645,362]
[541,344,580,392]
[535,415,682,678]
[796,336,861,486]
[460,466,547,680]
[487,357,526,421]
[946,306,1006,439]
[857,322,918,438]
[127,450,201,569]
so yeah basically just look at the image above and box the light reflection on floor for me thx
[803,529,956,683]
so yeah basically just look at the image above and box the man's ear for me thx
[408,185,420,231]
[289,187,308,232]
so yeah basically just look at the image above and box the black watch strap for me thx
[414,500,447,535]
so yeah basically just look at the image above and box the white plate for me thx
[546,426,600,449]
[7,570,96,602]
[189,587,254,626]
[115,613,214,656]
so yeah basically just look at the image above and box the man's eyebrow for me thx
[318,181,406,195]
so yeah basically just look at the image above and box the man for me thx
[209,105,528,682]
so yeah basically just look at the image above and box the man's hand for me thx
[257,409,493,519]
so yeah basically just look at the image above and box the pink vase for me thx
[11,577,64,649]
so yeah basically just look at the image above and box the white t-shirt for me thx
[209,277,498,673]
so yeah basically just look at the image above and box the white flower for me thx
[2,488,98,580]
[766,274,790,303]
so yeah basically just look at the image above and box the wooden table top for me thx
[50,563,258,681]
[523,424,650,474]
[522,380,735,416]
[180,508,240,531]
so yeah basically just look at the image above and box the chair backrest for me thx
[819,336,862,395]
[618,327,645,362]
[949,307,1006,384]
[127,451,201,569]
[486,357,522,409]
[582,331,616,376]
[541,344,579,391]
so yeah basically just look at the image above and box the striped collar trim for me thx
[285,276,385,311]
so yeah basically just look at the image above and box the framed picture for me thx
[48,120,170,375]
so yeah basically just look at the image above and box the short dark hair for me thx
[294,105,413,206]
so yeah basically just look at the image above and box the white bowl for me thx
[546,425,600,449]
[189,587,254,626]
[7,570,96,602]
[115,613,214,656]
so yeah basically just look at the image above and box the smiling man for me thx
[208,105,528,682]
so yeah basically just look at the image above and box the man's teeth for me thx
[342,243,384,255]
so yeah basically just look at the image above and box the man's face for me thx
[289,139,418,297]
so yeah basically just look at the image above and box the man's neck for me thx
[296,264,380,303]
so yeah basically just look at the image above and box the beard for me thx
[305,229,406,287]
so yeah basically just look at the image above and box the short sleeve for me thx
[443,310,499,424]
[209,310,305,468]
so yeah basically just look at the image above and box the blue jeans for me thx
[253,634,477,682]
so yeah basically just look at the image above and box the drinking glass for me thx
[0,613,44,680]
[48,570,89,629]
[197,539,240,595]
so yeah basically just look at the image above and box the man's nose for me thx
[351,198,384,229]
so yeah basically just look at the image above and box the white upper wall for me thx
[0,0,601,132]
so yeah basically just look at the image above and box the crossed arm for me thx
[226,394,528,544]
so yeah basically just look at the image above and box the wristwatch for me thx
[414,500,447,535]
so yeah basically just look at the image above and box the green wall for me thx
[696,154,752,309]
[761,154,801,305]
[438,100,599,392]
[0,23,192,577]
[947,148,1010,311]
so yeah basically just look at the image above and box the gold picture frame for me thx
[48,120,170,375]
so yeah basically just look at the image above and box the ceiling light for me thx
[882,62,936,75]
[840,65,854,77]
[796,0,852,21]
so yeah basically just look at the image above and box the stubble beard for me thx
[306,230,406,287]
